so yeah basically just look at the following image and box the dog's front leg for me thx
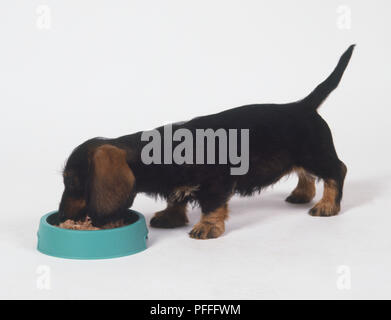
[150,201,188,228]
[189,203,229,239]
[189,181,234,239]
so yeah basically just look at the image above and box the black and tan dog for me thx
[59,45,354,239]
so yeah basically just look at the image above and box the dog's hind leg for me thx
[150,201,188,228]
[286,168,316,204]
[308,160,347,217]
[297,113,347,216]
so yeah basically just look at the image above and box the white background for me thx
[0,0,390,299]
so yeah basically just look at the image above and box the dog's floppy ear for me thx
[88,144,135,223]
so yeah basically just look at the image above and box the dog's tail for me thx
[301,44,355,110]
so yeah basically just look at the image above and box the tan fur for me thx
[310,179,340,216]
[292,168,316,200]
[169,185,199,202]
[90,144,135,214]
[62,197,86,219]
[151,201,189,228]
[189,204,228,239]
[285,167,316,204]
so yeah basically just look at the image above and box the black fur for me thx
[59,45,355,234]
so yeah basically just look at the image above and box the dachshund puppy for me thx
[59,45,354,239]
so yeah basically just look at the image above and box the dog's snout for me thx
[58,210,67,223]
[58,191,87,223]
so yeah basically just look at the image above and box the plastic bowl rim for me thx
[40,210,146,234]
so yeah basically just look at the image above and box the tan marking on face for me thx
[64,198,86,218]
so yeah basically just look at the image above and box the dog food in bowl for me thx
[58,216,129,230]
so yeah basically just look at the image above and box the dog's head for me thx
[59,139,136,225]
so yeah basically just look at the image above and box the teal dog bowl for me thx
[37,210,148,259]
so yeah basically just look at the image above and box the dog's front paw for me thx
[150,210,188,228]
[285,193,312,204]
[189,222,224,239]
[309,202,340,217]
